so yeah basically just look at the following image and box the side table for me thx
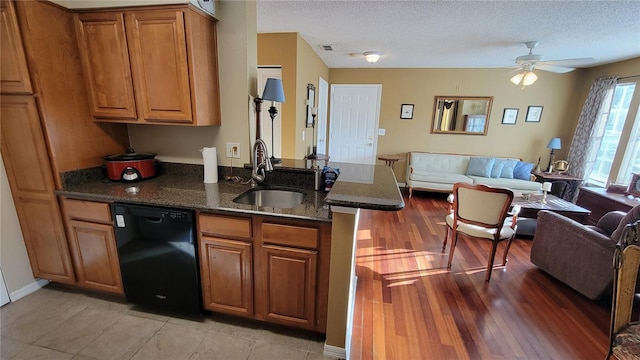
[377,154,405,170]
[531,171,582,201]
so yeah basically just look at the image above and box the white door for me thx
[316,77,329,155]
[257,67,282,158]
[329,84,382,164]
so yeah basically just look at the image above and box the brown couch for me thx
[530,207,640,300]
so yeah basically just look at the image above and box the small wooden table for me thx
[531,171,583,201]
[377,154,405,169]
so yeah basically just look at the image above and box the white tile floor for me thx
[0,285,334,360]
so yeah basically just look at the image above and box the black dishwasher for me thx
[112,203,201,314]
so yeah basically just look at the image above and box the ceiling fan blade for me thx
[535,64,576,74]
[540,57,596,67]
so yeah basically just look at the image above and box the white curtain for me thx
[567,77,618,188]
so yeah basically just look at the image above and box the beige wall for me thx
[296,35,330,158]
[129,0,258,166]
[0,154,37,294]
[258,33,298,158]
[329,68,583,182]
[257,33,329,159]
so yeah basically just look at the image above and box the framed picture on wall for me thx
[502,108,518,124]
[400,104,414,119]
[306,84,316,128]
[628,173,640,196]
[525,106,543,122]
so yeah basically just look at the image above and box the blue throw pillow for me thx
[500,159,518,179]
[491,159,506,178]
[466,157,495,178]
[513,161,535,180]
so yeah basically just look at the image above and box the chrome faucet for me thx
[251,139,273,187]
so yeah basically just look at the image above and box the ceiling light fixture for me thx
[364,51,382,63]
[510,64,538,88]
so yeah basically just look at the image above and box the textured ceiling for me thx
[256,0,640,70]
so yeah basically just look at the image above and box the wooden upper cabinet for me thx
[74,12,137,120]
[1,96,55,196]
[0,0,32,94]
[73,5,220,126]
[126,10,192,123]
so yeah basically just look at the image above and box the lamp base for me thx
[270,156,281,164]
[307,146,317,159]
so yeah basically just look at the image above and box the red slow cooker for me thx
[103,148,157,182]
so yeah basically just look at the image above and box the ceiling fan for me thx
[510,41,594,87]
[514,41,595,74]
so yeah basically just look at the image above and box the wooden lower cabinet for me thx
[16,197,75,284]
[61,199,123,295]
[197,212,331,332]
[199,236,253,316]
[261,244,317,329]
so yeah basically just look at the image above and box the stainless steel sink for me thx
[233,188,306,208]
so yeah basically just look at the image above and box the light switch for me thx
[378,128,386,136]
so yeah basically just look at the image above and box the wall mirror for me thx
[431,96,493,135]
[306,84,316,128]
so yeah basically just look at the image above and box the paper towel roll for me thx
[201,147,218,183]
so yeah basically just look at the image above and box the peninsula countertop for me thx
[56,161,404,222]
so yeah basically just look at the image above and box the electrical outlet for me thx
[226,142,240,158]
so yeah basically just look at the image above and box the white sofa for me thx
[406,152,542,197]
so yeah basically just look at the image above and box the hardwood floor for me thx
[350,192,611,360]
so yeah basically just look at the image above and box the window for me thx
[587,81,639,187]
[617,109,640,184]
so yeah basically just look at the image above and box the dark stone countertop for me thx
[323,162,405,211]
[56,161,404,223]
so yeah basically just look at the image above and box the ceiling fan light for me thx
[522,71,538,86]
[510,73,524,85]
[364,51,382,63]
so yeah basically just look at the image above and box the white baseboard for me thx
[323,344,346,359]
[9,278,49,302]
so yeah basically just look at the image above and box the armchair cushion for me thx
[612,205,640,243]
[598,211,627,238]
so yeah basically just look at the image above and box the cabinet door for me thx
[199,237,253,316]
[0,0,32,94]
[74,12,137,120]
[261,244,317,329]
[125,10,192,123]
[0,96,74,283]
[66,220,123,294]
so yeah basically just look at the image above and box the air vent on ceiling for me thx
[321,45,334,51]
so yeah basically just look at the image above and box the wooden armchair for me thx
[443,182,518,281]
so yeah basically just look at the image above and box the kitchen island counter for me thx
[56,161,404,222]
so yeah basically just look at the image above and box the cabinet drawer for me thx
[261,223,318,249]
[62,199,111,223]
[199,213,252,239]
